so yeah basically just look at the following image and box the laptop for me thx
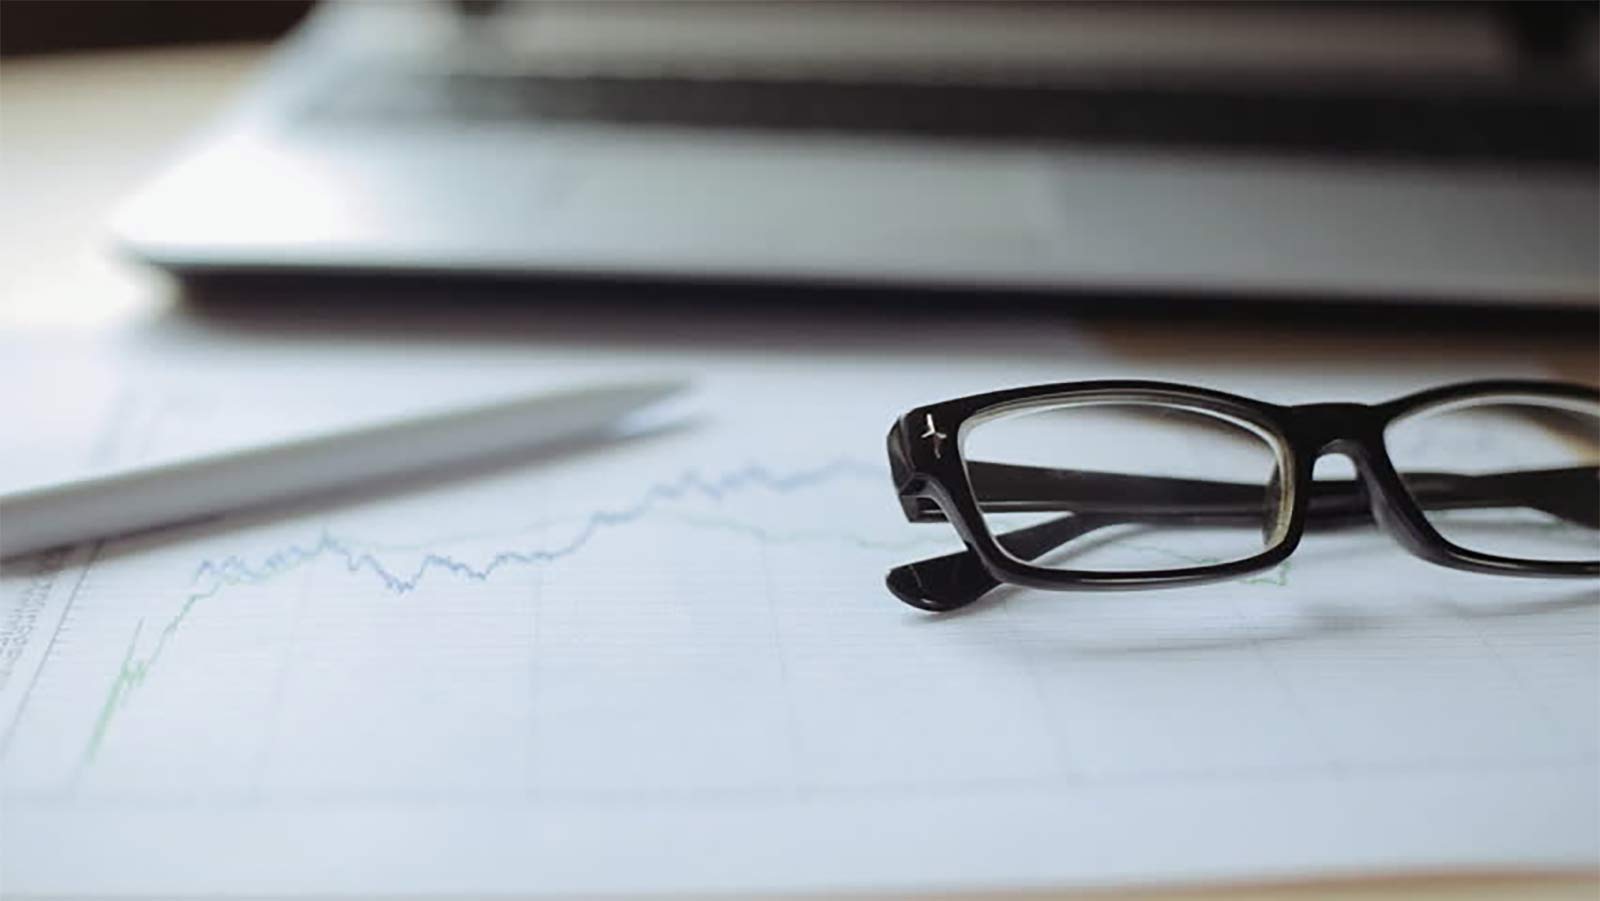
[111,1,1599,307]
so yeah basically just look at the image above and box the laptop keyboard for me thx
[306,69,1597,165]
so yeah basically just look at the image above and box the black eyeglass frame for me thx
[886,379,1600,611]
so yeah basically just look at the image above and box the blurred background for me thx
[3,0,1596,319]
[1,0,313,56]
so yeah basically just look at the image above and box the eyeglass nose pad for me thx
[1262,461,1292,547]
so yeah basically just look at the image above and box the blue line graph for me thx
[191,458,884,596]
[83,457,887,761]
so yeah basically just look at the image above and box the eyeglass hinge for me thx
[919,413,949,460]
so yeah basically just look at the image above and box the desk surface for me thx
[0,43,1595,901]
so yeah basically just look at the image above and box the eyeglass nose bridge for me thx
[1287,402,1383,450]
[1288,402,1442,557]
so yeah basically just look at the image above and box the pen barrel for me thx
[0,382,677,559]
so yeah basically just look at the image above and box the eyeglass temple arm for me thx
[887,464,1597,612]
[947,462,1597,523]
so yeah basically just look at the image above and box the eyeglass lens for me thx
[1385,395,1600,563]
[961,399,1291,574]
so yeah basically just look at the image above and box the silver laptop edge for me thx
[112,2,1600,307]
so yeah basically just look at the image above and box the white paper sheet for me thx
[1,310,1594,895]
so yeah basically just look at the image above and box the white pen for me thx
[0,379,686,559]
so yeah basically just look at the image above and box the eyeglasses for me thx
[884,379,1599,611]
